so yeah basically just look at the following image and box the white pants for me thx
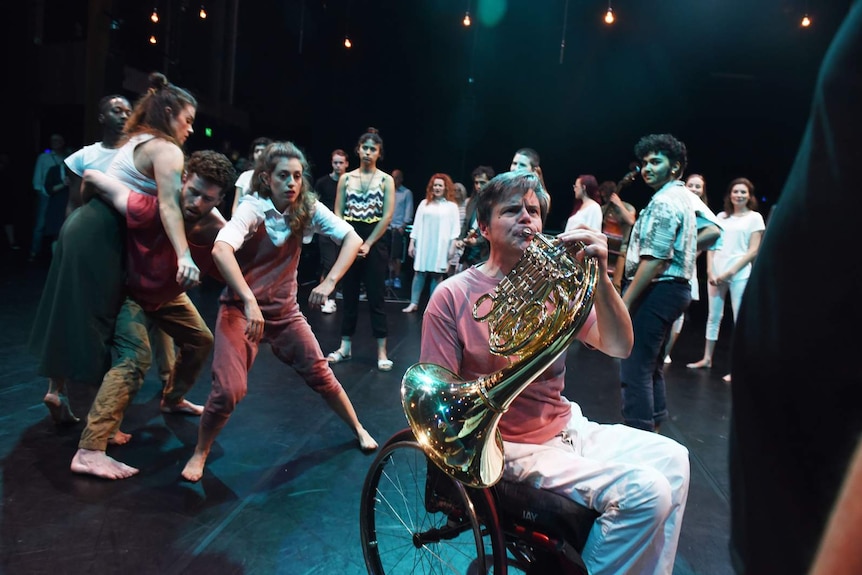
[704,276,747,341]
[503,403,690,575]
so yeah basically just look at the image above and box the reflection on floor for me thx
[0,253,734,574]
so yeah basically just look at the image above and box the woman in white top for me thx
[402,173,461,313]
[564,174,603,232]
[687,177,765,381]
[664,173,708,364]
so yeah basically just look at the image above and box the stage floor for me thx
[1,251,734,575]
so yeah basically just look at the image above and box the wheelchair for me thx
[359,429,598,574]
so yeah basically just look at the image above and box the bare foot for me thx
[108,430,133,445]
[70,448,139,479]
[181,450,208,482]
[43,393,80,425]
[356,427,378,451]
[160,398,204,416]
[686,358,712,369]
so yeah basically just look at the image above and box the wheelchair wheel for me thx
[360,430,507,574]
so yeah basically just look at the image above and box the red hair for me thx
[425,173,455,202]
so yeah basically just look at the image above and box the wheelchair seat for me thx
[493,480,599,552]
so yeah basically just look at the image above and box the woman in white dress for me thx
[564,174,603,232]
[402,173,461,313]
[687,177,765,382]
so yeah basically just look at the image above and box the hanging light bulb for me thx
[604,6,615,25]
[149,34,157,44]
[800,14,812,27]
[199,4,207,19]
[150,8,159,23]
[344,35,352,48]
[463,11,471,27]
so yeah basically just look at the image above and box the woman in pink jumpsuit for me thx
[182,142,377,482]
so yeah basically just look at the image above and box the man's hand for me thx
[176,252,201,288]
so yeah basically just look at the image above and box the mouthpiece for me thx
[521,229,534,238]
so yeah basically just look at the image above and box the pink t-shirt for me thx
[420,267,596,445]
[126,192,217,311]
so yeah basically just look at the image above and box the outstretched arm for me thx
[310,229,362,306]
[81,169,131,216]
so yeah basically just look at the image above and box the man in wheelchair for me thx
[420,170,690,575]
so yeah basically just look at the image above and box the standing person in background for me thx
[387,168,413,289]
[230,137,272,216]
[29,98,130,425]
[181,141,376,483]
[456,165,495,269]
[620,134,721,432]
[565,174,603,232]
[327,128,395,372]
[447,181,468,275]
[664,173,709,364]
[29,133,69,261]
[686,178,764,382]
[315,149,349,313]
[402,173,460,313]
[598,179,637,293]
[64,96,131,215]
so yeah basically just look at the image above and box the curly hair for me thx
[186,150,237,194]
[251,141,317,236]
[424,173,455,203]
[125,72,197,146]
[633,133,688,176]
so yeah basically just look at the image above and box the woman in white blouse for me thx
[687,177,765,382]
[402,174,461,313]
[564,174,603,232]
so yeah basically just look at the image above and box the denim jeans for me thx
[620,280,691,431]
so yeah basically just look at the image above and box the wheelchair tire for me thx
[359,429,507,574]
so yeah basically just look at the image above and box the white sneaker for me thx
[664,355,672,364]
[321,299,337,314]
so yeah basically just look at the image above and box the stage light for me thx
[463,11,471,27]
[204,127,213,137]
[150,8,159,23]
[801,14,812,27]
[604,6,615,25]
[344,35,352,48]
[149,35,157,44]
[199,5,207,19]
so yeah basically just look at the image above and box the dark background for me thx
[6,0,852,235]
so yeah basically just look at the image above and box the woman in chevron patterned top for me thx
[327,128,396,372]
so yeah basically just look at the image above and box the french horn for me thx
[401,230,599,488]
